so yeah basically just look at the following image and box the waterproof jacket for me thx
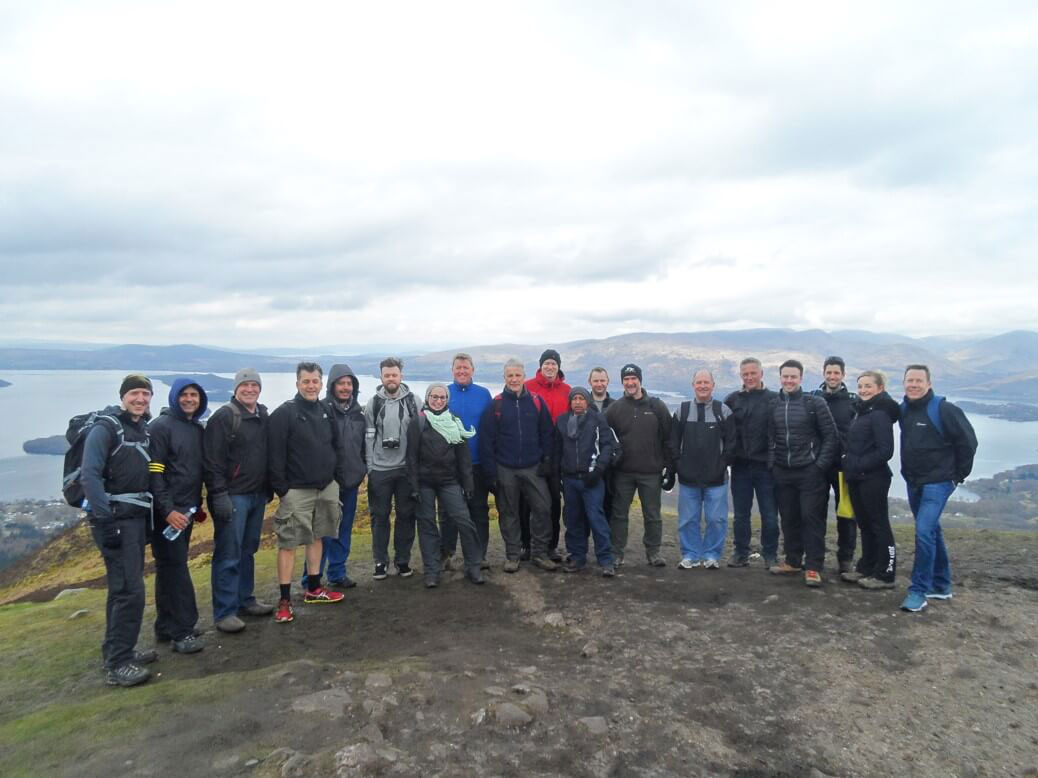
[148,379,208,520]
[364,383,419,472]
[842,391,899,481]
[554,407,615,477]
[405,410,474,493]
[605,392,675,475]
[324,364,367,490]
[268,393,347,496]
[724,386,777,464]
[203,397,269,497]
[478,386,554,479]
[525,369,572,422]
[899,390,978,486]
[811,382,857,463]
[81,408,152,523]
[767,388,839,471]
[670,400,737,487]
[448,380,492,466]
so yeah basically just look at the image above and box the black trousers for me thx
[847,472,896,582]
[826,469,858,563]
[368,468,417,566]
[150,519,199,641]
[773,465,829,573]
[519,472,561,551]
[90,516,147,669]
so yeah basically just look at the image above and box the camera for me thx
[382,438,400,449]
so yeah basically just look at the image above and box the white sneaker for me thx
[678,558,695,569]
[704,559,720,570]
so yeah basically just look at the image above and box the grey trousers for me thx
[418,483,482,579]
[496,464,552,559]
[610,471,663,559]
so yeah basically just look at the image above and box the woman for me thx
[841,370,900,589]
[406,383,485,588]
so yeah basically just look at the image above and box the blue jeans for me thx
[302,486,358,585]
[730,460,779,560]
[211,492,267,621]
[678,483,728,561]
[906,480,955,595]
[562,476,613,566]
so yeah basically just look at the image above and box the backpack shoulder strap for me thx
[712,399,724,421]
[405,394,418,419]
[679,401,691,426]
[493,394,503,418]
[371,394,385,425]
[927,394,946,440]
[226,401,243,442]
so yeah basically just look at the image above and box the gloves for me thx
[660,468,676,492]
[536,458,552,477]
[582,469,602,488]
[100,522,122,550]
[487,478,498,494]
[210,492,233,523]
[410,491,421,504]
[463,490,473,501]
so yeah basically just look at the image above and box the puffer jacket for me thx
[842,391,899,480]
[767,389,839,471]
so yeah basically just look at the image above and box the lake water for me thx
[1,370,1036,501]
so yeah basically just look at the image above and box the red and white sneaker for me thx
[303,587,345,604]
[274,598,294,623]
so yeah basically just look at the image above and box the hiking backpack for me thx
[61,407,150,508]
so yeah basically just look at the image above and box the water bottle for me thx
[163,507,197,541]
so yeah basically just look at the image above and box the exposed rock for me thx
[359,723,384,744]
[578,716,609,736]
[544,612,566,627]
[245,759,259,768]
[484,686,507,696]
[522,689,549,715]
[581,641,599,658]
[365,672,392,689]
[494,702,533,727]
[290,687,351,716]
[764,594,779,604]
[362,700,386,720]
[54,588,88,600]
[335,742,379,775]
[211,754,240,770]
[68,609,89,620]
[471,707,487,726]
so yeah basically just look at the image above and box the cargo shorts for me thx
[273,481,341,549]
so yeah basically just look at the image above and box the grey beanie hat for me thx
[234,368,262,393]
[569,386,592,406]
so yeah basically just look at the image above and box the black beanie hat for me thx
[620,363,643,382]
[119,373,153,397]
[540,349,562,368]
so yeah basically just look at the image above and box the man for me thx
[204,368,274,634]
[605,363,675,567]
[811,356,858,574]
[445,353,494,569]
[725,358,780,567]
[148,378,207,655]
[268,362,347,623]
[523,348,571,561]
[898,365,977,612]
[588,367,614,412]
[767,359,839,586]
[479,358,556,572]
[670,370,736,569]
[302,364,367,589]
[555,387,615,576]
[364,357,421,580]
[82,374,155,687]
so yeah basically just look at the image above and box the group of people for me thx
[79,350,977,688]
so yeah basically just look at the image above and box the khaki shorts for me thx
[274,482,341,549]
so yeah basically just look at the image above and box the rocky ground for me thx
[3,517,1037,777]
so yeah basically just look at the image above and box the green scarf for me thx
[425,408,476,445]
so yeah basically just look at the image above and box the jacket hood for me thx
[166,377,209,421]
[325,363,360,400]
[854,390,900,422]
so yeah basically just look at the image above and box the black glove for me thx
[463,489,473,501]
[582,469,602,488]
[536,458,552,477]
[487,478,498,494]
[661,468,676,492]
[210,492,233,523]
[100,522,122,550]
[410,491,421,504]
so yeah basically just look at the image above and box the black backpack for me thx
[61,407,149,508]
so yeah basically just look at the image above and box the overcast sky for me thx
[1,1,1035,350]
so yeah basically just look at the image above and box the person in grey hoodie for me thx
[364,357,421,580]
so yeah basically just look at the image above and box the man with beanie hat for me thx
[82,373,155,687]
[148,378,208,655]
[524,348,571,561]
[204,368,274,633]
[605,364,676,567]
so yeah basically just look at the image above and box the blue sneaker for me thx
[925,586,953,600]
[900,591,928,612]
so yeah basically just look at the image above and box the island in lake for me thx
[23,436,69,455]
[0,378,11,388]
[957,401,1038,422]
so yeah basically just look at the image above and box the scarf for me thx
[426,407,476,445]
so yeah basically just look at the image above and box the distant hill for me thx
[0,378,10,388]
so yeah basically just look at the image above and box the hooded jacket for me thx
[448,380,492,466]
[324,364,367,489]
[478,386,554,479]
[525,369,572,422]
[670,399,737,487]
[364,383,419,472]
[899,390,978,486]
[405,409,475,493]
[268,392,348,496]
[203,396,269,497]
[724,386,778,464]
[842,391,899,480]
[554,406,615,477]
[767,388,839,471]
[604,391,675,474]
[148,378,208,520]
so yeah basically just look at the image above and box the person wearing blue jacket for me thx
[554,387,616,576]
[478,358,555,572]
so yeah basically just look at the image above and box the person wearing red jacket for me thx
[523,349,571,560]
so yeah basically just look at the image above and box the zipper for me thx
[784,395,791,467]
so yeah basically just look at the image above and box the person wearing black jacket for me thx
[840,371,900,589]
[81,374,155,688]
[725,357,780,567]
[555,387,616,576]
[268,363,348,623]
[898,365,978,613]
[671,371,737,569]
[405,383,485,587]
[203,368,273,634]
[767,360,839,586]
[811,356,859,574]
[147,378,207,655]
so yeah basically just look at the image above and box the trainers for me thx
[900,591,928,612]
[172,634,204,654]
[241,600,275,617]
[562,560,584,573]
[727,556,750,568]
[274,599,294,623]
[926,586,954,600]
[704,559,720,570]
[503,559,520,573]
[133,649,158,665]
[615,552,625,568]
[769,561,802,575]
[647,554,666,567]
[532,557,558,572]
[105,662,151,688]
[304,587,345,604]
[440,553,454,572]
[840,571,865,583]
[678,558,697,570]
[373,563,388,580]
[858,577,895,590]
[424,577,439,589]
[396,563,414,578]
[216,615,247,633]
[762,556,778,569]
[601,565,616,578]
[804,570,823,587]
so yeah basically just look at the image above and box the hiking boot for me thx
[926,586,954,600]
[727,556,750,568]
[274,599,294,623]
[480,559,491,571]
[647,554,666,567]
[804,570,823,587]
[615,552,625,568]
[155,627,201,643]
[532,557,558,572]
[329,577,357,589]
[172,634,204,654]
[424,577,439,589]
[900,591,928,612]
[241,600,274,617]
[601,565,616,578]
[466,569,485,585]
[840,571,865,583]
[858,577,895,590]
[105,662,151,688]
[216,615,247,633]
[704,559,720,570]
[133,649,158,665]
[562,560,584,573]
[373,563,388,580]
[503,559,520,573]
[678,558,698,570]
[762,556,778,569]
[519,546,532,561]
[304,587,345,604]
[769,561,802,575]
[548,549,563,563]
[396,563,414,578]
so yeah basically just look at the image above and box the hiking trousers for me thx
[90,515,147,669]
[150,519,198,641]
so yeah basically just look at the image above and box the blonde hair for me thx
[857,370,886,390]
